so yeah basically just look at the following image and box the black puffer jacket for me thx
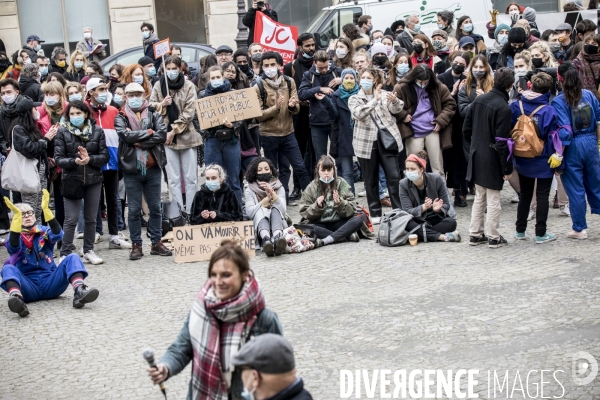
[54,121,109,185]
[19,77,44,102]
[49,59,67,75]
[189,182,242,225]
[63,69,85,83]
[11,124,49,176]
[114,107,167,174]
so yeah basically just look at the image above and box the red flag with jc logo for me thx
[253,11,298,65]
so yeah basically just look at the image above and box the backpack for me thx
[255,76,293,110]
[378,209,420,247]
[510,100,545,158]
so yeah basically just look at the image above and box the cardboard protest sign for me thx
[172,221,256,263]
[194,88,262,130]
[153,38,171,59]
[254,11,298,65]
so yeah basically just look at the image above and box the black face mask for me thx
[511,45,524,54]
[395,29,403,35]
[256,173,272,183]
[373,55,388,65]
[413,44,424,54]
[585,44,599,55]
[531,57,544,69]
[251,53,262,63]
[0,58,10,72]
[238,64,250,73]
[451,64,465,75]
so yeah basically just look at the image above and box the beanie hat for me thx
[341,68,357,80]
[494,24,511,39]
[522,7,536,23]
[508,27,527,44]
[138,56,154,67]
[371,43,387,56]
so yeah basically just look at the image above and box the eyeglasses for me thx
[22,211,34,217]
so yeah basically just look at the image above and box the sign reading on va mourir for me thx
[172,221,256,263]
[194,88,262,130]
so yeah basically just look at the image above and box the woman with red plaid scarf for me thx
[147,240,283,400]
[0,189,99,317]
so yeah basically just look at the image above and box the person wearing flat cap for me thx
[232,334,313,400]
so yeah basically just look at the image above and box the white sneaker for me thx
[560,204,570,216]
[527,208,535,221]
[82,250,104,265]
[358,190,366,197]
[371,217,381,225]
[94,233,103,244]
[109,237,132,249]
[511,193,520,203]
[118,231,131,242]
[76,232,84,239]
[567,229,587,240]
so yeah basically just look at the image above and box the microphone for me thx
[143,348,167,399]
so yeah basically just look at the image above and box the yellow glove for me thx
[548,152,563,169]
[41,189,54,222]
[4,196,22,233]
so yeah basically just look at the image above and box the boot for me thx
[150,241,173,256]
[129,243,144,260]
[73,285,100,309]
[262,238,275,257]
[8,295,29,317]
[274,234,287,256]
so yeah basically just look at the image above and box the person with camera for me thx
[243,1,278,48]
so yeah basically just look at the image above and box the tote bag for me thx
[1,128,41,194]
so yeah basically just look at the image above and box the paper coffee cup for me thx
[408,234,418,246]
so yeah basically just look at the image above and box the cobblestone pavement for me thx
[1,182,600,400]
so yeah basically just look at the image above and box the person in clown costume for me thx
[1,189,99,317]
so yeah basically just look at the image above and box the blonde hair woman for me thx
[529,41,558,68]
[63,50,87,82]
[64,81,85,103]
[189,164,242,225]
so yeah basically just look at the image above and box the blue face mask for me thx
[205,180,220,191]
[166,70,179,81]
[211,79,224,88]
[128,97,143,109]
[34,44,42,52]
[95,92,108,104]
[74,61,84,69]
[241,388,255,400]
[397,64,410,75]
[463,23,473,33]
[113,94,124,105]
[437,23,446,30]
[147,67,156,77]
[416,81,429,88]
[319,176,334,184]
[142,31,150,39]
[413,24,421,32]
[360,79,373,91]
[133,75,144,85]
[406,171,420,182]
[69,94,82,102]
[70,115,85,127]
[39,66,48,76]
[302,50,313,59]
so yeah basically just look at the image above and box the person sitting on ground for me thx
[299,155,371,248]
[244,157,288,257]
[147,240,283,398]
[399,151,461,242]
[190,164,242,225]
[1,190,100,317]
[231,333,314,400]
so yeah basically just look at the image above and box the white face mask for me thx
[84,32,92,39]
[264,67,278,79]
[336,48,348,59]
[514,67,528,73]
[23,58,32,65]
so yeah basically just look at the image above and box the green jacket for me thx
[299,178,355,223]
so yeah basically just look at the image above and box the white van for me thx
[305,0,494,48]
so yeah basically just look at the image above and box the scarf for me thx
[189,276,265,400]
[143,33,159,51]
[264,74,283,90]
[297,56,314,69]
[248,179,283,201]
[20,225,46,250]
[204,79,232,96]
[487,41,504,55]
[338,82,359,103]
[124,100,150,175]
[577,53,600,94]
[520,90,543,100]
[63,119,93,142]
[160,73,185,134]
